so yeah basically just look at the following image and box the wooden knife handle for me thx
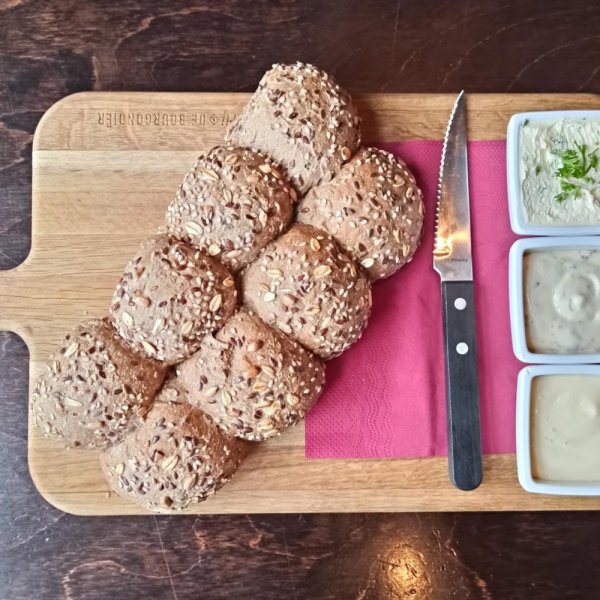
[441,280,483,491]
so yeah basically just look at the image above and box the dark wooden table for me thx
[1,1,600,598]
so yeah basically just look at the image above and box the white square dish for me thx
[506,110,600,236]
[516,364,600,496]
[509,236,600,364]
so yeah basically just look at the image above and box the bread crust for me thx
[226,62,361,194]
[110,235,237,364]
[31,318,168,449]
[242,224,371,359]
[101,378,248,512]
[298,147,425,279]
[177,309,325,441]
[164,146,296,271]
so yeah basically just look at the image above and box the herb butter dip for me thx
[531,375,600,482]
[524,248,600,354]
[520,117,600,225]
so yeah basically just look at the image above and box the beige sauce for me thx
[524,249,600,354]
[531,375,600,481]
[520,117,600,225]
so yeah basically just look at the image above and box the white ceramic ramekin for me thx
[506,110,600,236]
[516,364,600,496]
[509,236,600,364]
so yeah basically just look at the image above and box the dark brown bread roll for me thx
[164,146,296,271]
[101,378,248,512]
[177,309,325,441]
[225,62,361,194]
[297,147,425,280]
[31,318,168,449]
[242,224,372,359]
[110,235,237,365]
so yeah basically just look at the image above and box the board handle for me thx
[0,264,35,346]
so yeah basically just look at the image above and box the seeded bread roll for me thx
[101,378,248,512]
[164,146,297,271]
[242,224,372,359]
[110,235,237,365]
[31,318,168,450]
[177,309,325,441]
[297,147,425,280]
[225,62,361,194]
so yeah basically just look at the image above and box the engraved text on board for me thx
[96,110,235,128]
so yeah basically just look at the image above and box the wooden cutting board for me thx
[1,91,599,515]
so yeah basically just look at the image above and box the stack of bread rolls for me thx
[32,62,424,512]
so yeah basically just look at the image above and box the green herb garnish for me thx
[556,180,579,203]
[554,143,599,203]
[535,165,542,175]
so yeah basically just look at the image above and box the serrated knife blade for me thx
[434,91,483,491]
[434,91,473,281]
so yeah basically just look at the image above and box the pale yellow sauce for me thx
[524,249,600,354]
[531,375,600,482]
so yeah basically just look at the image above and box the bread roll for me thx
[110,235,237,365]
[101,378,248,512]
[31,318,168,449]
[298,147,425,279]
[242,224,371,359]
[164,146,296,271]
[177,309,325,440]
[225,62,361,194]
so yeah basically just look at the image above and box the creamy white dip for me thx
[520,118,600,225]
[524,249,600,354]
[531,375,600,482]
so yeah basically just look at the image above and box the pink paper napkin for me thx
[305,140,521,459]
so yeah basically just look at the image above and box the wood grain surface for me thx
[1,91,595,516]
[2,0,600,598]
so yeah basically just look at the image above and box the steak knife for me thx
[433,91,483,491]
